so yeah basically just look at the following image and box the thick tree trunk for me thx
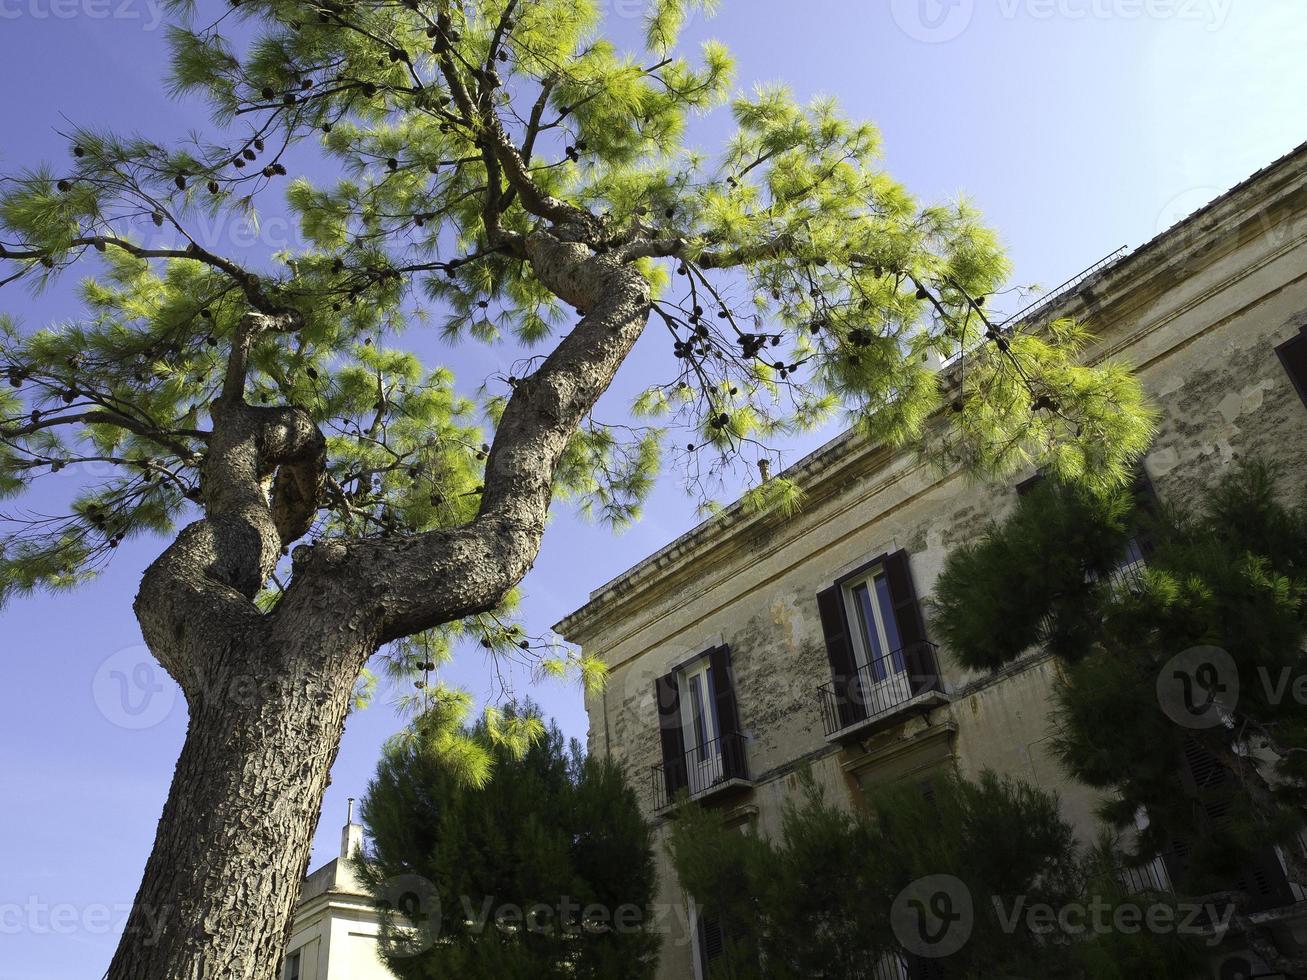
[105,231,653,978]
[107,630,369,980]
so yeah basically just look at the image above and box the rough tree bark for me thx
[106,227,654,978]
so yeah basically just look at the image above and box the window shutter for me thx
[1178,735,1228,795]
[882,550,939,696]
[1169,736,1295,912]
[1129,467,1161,557]
[1015,472,1044,497]
[817,585,867,728]
[697,912,726,970]
[1277,326,1307,408]
[655,672,687,798]
[708,646,746,780]
[1232,846,1297,913]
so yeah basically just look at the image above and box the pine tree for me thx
[0,1,1154,975]
[668,770,1204,979]
[355,701,658,980]
[931,462,1307,974]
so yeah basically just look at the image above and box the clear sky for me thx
[1,2,1304,977]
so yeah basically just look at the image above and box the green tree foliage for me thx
[357,702,659,980]
[0,3,1160,972]
[929,476,1141,670]
[668,770,1203,979]
[931,462,1307,969]
[0,0,1153,619]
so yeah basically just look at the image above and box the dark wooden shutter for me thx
[708,646,747,780]
[1129,467,1161,557]
[655,672,687,798]
[1164,736,1296,913]
[1178,736,1228,795]
[1163,736,1222,892]
[1015,472,1044,497]
[1277,326,1307,408]
[697,911,726,972]
[882,550,939,696]
[817,585,867,728]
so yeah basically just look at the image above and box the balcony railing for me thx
[652,731,749,811]
[1118,832,1307,916]
[849,950,945,980]
[1115,854,1172,895]
[817,642,944,738]
[1100,540,1149,594]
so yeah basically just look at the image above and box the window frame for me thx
[1276,326,1307,408]
[840,564,907,683]
[678,655,722,763]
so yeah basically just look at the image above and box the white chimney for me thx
[340,797,363,862]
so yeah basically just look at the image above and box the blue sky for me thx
[2,2,1305,976]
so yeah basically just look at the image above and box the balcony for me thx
[818,642,948,740]
[652,731,750,811]
[843,950,945,980]
[1114,853,1172,895]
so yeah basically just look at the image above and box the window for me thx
[696,909,726,973]
[654,647,747,807]
[843,566,907,683]
[1159,736,1299,914]
[1017,470,1155,592]
[816,550,938,736]
[284,951,301,980]
[1278,325,1307,408]
[680,657,722,768]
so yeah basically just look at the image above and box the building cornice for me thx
[554,141,1307,651]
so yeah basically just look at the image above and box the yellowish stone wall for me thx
[559,147,1307,980]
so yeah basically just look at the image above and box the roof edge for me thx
[553,139,1307,644]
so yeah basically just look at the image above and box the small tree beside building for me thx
[931,462,1307,974]
[356,700,660,980]
[667,770,1205,978]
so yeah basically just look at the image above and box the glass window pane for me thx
[689,674,706,756]
[874,572,906,673]
[852,582,887,680]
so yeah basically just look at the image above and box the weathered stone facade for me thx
[554,142,1307,980]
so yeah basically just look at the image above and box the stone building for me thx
[554,141,1307,980]
[281,801,391,980]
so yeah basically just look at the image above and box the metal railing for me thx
[817,642,943,737]
[862,951,944,980]
[870,952,911,980]
[1105,554,1148,594]
[940,248,1130,368]
[652,731,749,810]
[1115,854,1172,895]
[997,247,1130,330]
